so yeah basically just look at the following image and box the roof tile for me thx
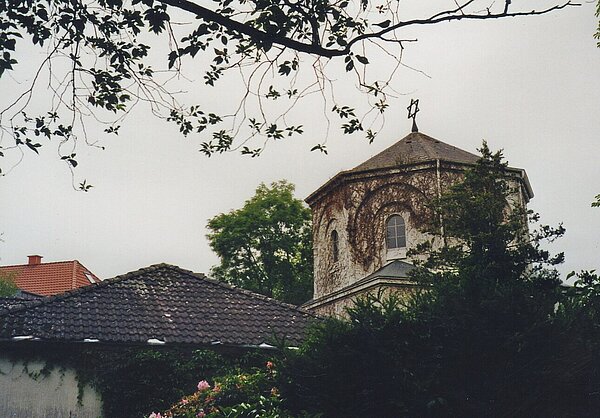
[0,260,100,296]
[351,131,480,173]
[0,264,316,347]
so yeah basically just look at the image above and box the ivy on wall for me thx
[0,342,269,418]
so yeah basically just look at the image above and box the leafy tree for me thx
[0,0,578,182]
[278,145,600,417]
[207,180,312,305]
[0,271,18,297]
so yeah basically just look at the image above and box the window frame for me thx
[386,214,406,250]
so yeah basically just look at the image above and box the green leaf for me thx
[355,55,369,65]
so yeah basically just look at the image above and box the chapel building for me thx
[302,130,533,316]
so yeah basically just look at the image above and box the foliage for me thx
[278,293,418,417]
[595,0,600,47]
[157,361,301,418]
[0,0,577,181]
[0,271,18,297]
[207,180,312,305]
[277,146,600,417]
[592,193,600,207]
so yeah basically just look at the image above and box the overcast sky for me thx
[0,0,598,281]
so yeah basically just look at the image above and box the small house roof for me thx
[0,260,100,296]
[0,264,315,348]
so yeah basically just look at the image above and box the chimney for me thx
[28,255,43,265]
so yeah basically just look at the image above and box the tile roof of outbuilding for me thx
[0,264,315,347]
[0,260,99,296]
[350,131,480,173]
[0,297,30,310]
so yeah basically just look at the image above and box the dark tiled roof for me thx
[0,264,315,347]
[350,131,480,173]
[0,297,32,310]
[0,260,100,296]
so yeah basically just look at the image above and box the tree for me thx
[207,180,312,305]
[0,0,578,184]
[278,145,600,417]
[0,271,18,297]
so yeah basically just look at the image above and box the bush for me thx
[156,361,299,418]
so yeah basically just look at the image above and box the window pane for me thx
[386,215,406,249]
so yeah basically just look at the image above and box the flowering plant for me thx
[154,361,292,418]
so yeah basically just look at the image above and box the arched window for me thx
[386,215,406,249]
[331,230,339,262]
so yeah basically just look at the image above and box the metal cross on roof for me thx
[407,99,420,132]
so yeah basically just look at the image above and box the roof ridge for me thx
[0,263,316,347]
[0,260,84,269]
[165,265,316,316]
[0,263,173,316]
[0,263,315,318]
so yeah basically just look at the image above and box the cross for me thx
[407,99,419,133]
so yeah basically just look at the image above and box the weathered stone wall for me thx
[311,165,442,300]
[0,356,102,418]
[309,162,530,306]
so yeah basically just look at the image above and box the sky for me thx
[0,0,598,281]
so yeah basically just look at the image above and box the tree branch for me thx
[158,0,340,56]
[159,0,579,58]
[347,1,580,50]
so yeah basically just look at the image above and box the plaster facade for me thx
[0,357,102,418]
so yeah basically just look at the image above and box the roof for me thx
[360,259,416,281]
[303,260,417,311]
[0,260,100,296]
[0,264,315,347]
[351,132,480,172]
[0,297,32,310]
[306,131,533,205]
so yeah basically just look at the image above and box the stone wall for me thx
[308,160,531,314]
[310,163,445,300]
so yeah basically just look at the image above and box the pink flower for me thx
[148,413,162,418]
[197,380,211,392]
[181,399,189,405]
[196,410,206,418]
[266,361,275,370]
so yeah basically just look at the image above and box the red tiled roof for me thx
[0,260,100,296]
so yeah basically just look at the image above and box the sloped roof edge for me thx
[0,263,316,347]
[0,263,312,317]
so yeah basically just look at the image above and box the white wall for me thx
[0,356,103,418]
